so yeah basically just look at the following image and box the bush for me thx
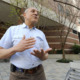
[49,48,55,54]
[72,44,80,54]
[56,59,73,63]
[56,49,62,54]
[0,59,9,62]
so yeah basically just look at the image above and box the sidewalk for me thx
[0,59,70,80]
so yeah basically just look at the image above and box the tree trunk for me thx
[62,48,65,59]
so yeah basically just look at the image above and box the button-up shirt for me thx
[0,23,49,69]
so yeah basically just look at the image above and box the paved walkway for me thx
[0,59,76,80]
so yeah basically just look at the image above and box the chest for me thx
[12,28,44,48]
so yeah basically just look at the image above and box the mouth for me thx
[35,16,38,19]
[33,15,38,19]
[34,16,37,19]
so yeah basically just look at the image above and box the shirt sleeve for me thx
[43,34,50,50]
[0,27,13,49]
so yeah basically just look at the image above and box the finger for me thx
[25,46,33,49]
[26,37,35,41]
[40,48,44,54]
[22,35,26,40]
[45,48,52,53]
[25,39,36,43]
[33,49,38,54]
[26,42,35,46]
[24,40,36,44]
[33,49,40,54]
[31,52,35,55]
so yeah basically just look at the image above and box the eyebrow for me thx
[31,9,38,12]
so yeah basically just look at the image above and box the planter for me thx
[48,54,80,60]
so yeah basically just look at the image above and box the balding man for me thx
[0,7,52,80]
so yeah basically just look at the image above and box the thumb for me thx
[22,35,26,40]
[45,48,52,53]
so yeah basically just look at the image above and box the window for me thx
[63,0,69,2]
[66,9,70,16]
[66,0,68,2]
[78,32,80,42]
[73,0,76,5]
[64,0,68,2]
[78,19,80,24]
[58,4,64,13]
[73,30,77,34]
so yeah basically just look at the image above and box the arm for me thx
[0,47,16,59]
[31,32,52,60]
[41,53,48,60]
[0,36,36,59]
[40,53,49,61]
[31,48,52,61]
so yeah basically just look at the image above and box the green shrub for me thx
[49,48,55,54]
[56,59,73,63]
[72,44,80,54]
[56,49,62,54]
[0,59,9,62]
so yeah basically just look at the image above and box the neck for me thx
[25,21,34,29]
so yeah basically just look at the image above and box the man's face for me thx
[24,8,39,24]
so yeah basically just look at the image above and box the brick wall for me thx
[42,27,79,52]
[0,26,7,39]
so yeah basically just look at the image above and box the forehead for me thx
[28,8,38,12]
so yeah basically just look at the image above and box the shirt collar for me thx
[22,23,36,30]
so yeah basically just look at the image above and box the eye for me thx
[31,9,39,16]
[31,10,35,13]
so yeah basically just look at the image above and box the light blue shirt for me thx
[0,23,49,69]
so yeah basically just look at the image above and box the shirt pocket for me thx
[36,36,44,49]
[12,35,23,45]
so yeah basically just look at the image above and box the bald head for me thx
[24,7,38,13]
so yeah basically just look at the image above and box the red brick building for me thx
[0,0,80,53]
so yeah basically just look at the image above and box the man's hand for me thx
[13,35,36,52]
[31,48,52,60]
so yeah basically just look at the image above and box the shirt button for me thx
[32,64,34,66]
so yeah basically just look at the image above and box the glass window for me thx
[58,4,64,13]
[66,9,70,16]
[63,0,69,2]
[66,0,68,2]
[78,19,80,24]
[78,32,80,42]
[73,30,77,34]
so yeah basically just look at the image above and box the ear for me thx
[23,13,26,18]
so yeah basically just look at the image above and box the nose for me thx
[34,11,38,16]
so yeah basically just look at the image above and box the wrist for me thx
[11,46,17,53]
[40,53,48,61]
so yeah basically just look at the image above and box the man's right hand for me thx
[13,35,36,52]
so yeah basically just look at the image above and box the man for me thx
[0,7,52,80]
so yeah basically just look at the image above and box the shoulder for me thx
[5,23,23,35]
[7,23,24,33]
[10,23,23,29]
[35,28,45,36]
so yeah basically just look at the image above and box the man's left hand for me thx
[31,48,52,60]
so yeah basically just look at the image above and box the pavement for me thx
[0,59,75,80]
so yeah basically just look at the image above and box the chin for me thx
[32,20,38,24]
